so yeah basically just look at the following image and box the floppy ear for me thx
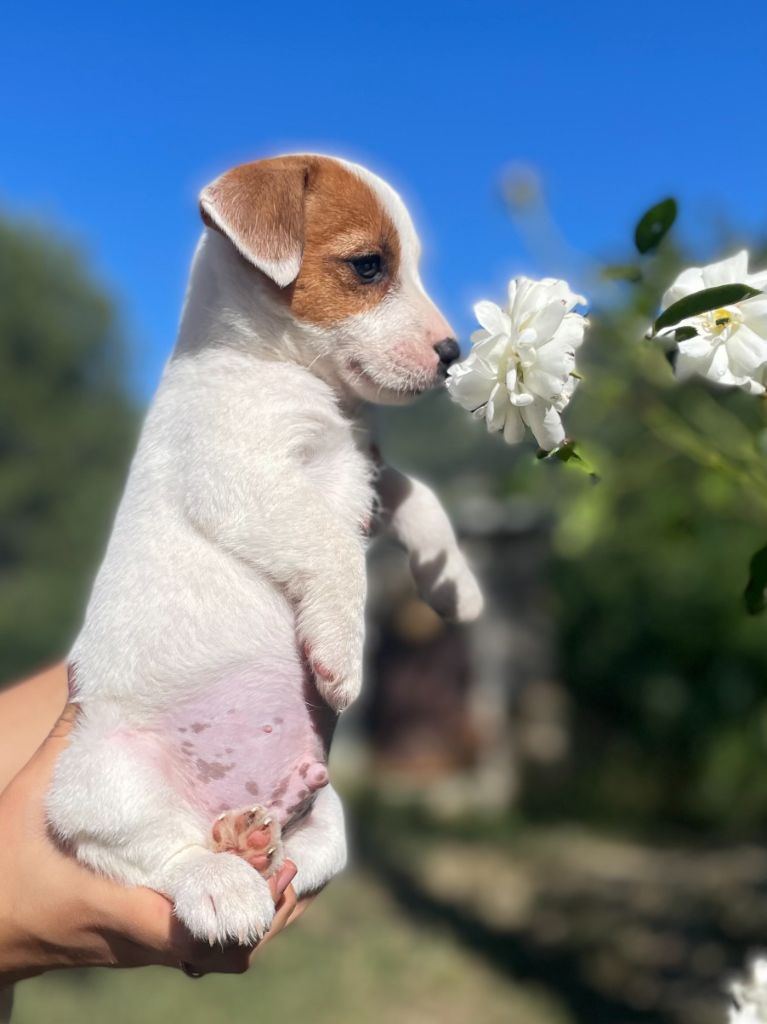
[199,157,310,288]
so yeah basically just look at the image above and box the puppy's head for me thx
[199,155,458,404]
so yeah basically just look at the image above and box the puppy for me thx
[47,154,483,945]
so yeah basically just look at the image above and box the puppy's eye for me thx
[347,253,383,283]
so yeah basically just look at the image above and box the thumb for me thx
[46,702,79,743]
[14,702,80,794]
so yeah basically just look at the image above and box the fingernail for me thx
[276,862,297,894]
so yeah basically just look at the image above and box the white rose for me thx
[729,956,767,1024]
[660,250,767,394]
[446,276,588,451]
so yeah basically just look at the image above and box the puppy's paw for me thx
[303,641,363,712]
[412,549,484,624]
[449,563,484,623]
[165,849,274,946]
[212,805,283,877]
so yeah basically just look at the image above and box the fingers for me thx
[285,892,316,926]
[268,860,297,900]
[166,883,299,976]
[47,702,79,741]
[173,870,300,975]
[110,861,299,975]
[256,884,298,952]
[249,861,298,954]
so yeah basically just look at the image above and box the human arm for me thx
[0,663,66,792]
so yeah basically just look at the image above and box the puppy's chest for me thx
[301,426,375,532]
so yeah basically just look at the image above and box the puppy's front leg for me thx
[376,464,483,622]
[285,518,367,713]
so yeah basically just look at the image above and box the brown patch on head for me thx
[201,155,400,325]
[287,157,401,326]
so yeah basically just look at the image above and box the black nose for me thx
[434,338,460,367]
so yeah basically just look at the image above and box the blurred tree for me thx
[511,239,767,831]
[0,215,137,684]
[377,234,767,832]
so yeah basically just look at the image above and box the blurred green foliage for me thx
[381,236,767,833]
[0,215,137,683]
[535,240,767,832]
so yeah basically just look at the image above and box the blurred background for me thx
[3,2,767,1022]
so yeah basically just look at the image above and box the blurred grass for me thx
[352,799,760,1024]
[13,868,567,1024]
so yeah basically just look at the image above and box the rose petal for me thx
[662,266,705,310]
[520,399,566,451]
[701,249,749,289]
[503,409,525,444]
[473,300,510,338]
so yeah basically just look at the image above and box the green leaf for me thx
[634,198,677,254]
[673,326,698,342]
[744,544,767,615]
[601,263,643,283]
[653,283,762,335]
[536,440,600,481]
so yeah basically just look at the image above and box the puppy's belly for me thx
[163,662,336,828]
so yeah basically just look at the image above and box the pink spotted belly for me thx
[163,662,336,829]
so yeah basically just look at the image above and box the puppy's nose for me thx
[434,338,460,368]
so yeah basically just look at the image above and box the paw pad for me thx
[211,804,283,877]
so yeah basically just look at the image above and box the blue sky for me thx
[2,0,766,396]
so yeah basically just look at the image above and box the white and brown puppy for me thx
[47,155,483,945]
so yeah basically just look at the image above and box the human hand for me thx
[0,703,308,987]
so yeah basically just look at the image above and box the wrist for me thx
[0,900,45,986]
[0,889,107,982]
[0,794,99,982]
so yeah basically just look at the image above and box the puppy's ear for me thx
[199,157,310,288]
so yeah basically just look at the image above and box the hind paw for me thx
[166,849,275,946]
[211,804,283,877]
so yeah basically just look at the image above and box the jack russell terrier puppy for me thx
[47,154,483,946]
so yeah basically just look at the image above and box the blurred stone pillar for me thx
[458,495,565,812]
[362,493,569,815]
[362,545,474,782]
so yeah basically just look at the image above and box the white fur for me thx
[46,156,482,945]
